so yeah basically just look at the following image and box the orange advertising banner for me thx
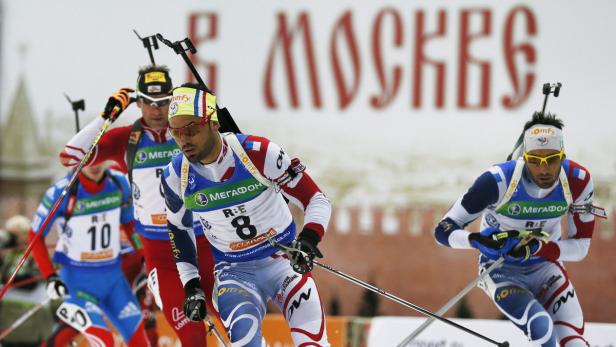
[76,313,348,346]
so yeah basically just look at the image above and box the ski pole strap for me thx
[126,119,144,185]
[506,132,524,161]
[569,203,608,219]
[206,318,230,347]
[494,159,573,213]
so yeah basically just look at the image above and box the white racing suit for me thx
[162,133,331,346]
[435,159,596,347]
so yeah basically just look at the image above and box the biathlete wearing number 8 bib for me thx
[162,84,331,347]
[179,136,295,262]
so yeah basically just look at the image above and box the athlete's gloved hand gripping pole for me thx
[397,228,547,346]
[266,236,510,347]
[0,90,134,301]
[288,228,324,274]
[182,279,230,346]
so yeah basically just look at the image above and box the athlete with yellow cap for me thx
[161,83,332,346]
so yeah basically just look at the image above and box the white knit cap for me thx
[523,125,563,152]
[5,215,31,234]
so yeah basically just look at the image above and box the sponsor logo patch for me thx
[169,101,178,116]
[136,151,148,163]
[80,249,113,261]
[229,229,276,251]
[144,71,166,83]
[195,193,209,206]
[537,137,549,146]
[508,203,521,216]
[151,213,167,225]
[217,287,251,298]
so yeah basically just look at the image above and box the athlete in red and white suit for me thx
[59,66,216,346]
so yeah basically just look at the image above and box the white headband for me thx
[523,125,563,152]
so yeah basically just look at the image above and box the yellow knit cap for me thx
[168,87,218,122]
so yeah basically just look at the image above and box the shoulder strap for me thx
[64,179,80,225]
[223,132,273,188]
[126,119,144,185]
[107,170,131,208]
[180,155,190,203]
[494,158,525,211]
[559,166,573,206]
[495,159,574,212]
[180,133,274,204]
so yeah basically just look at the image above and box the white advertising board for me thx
[2,1,615,206]
[368,316,616,346]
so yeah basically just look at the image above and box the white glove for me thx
[46,274,68,300]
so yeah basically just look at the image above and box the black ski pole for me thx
[133,29,159,66]
[156,33,241,134]
[63,93,85,132]
[266,237,510,347]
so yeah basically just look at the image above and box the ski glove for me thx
[289,228,323,274]
[46,274,68,300]
[506,238,544,262]
[469,227,518,261]
[183,278,207,322]
[100,87,134,121]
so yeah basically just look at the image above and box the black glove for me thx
[507,238,543,261]
[468,228,519,261]
[100,87,134,121]
[46,274,68,300]
[288,228,323,274]
[183,278,207,322]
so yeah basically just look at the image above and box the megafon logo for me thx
[136,151,148,163]
[171,306,189,330]
[195,193,209,206]
[508,203,522,216]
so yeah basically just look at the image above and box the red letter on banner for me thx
[370,8,403,109]
[412,10,447,109]
[188,13,218,92]
[331,11,361,109]
[264,12,322,109]
[502,6,537,109]
[457,9,491,109]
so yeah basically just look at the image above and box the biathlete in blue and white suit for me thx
[161,84,331,346]
[434,113,602,347]
[29,163,150,346]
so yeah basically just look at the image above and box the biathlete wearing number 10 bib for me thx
[29,169,149,346]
